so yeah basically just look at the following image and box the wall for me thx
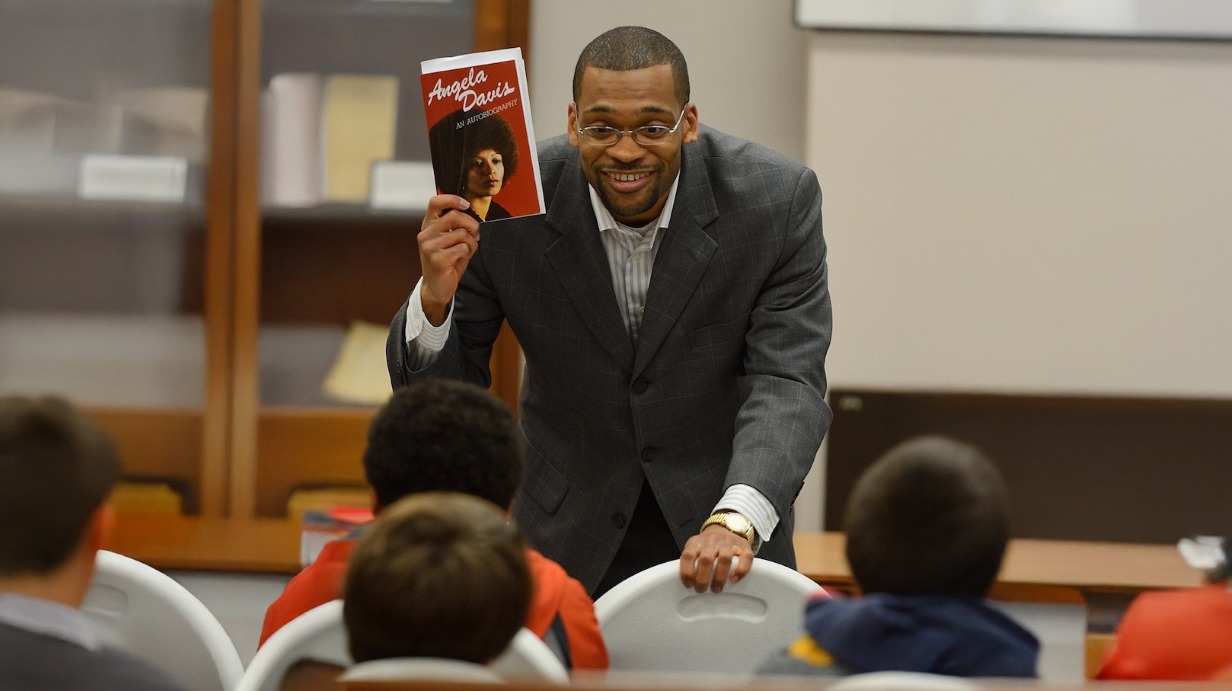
[803,30,1232,527]
[806,31,1232,398]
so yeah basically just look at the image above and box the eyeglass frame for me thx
[574,104,690,147]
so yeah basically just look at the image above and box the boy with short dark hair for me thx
[260,378,607,670]
[344,492,532,664]
[761,435,1039,678]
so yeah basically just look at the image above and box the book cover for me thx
[420,47,543,221]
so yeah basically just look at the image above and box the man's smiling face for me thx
[568,64,698,226]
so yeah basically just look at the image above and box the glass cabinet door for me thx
[0,0,225,514]
[238,0,526,518]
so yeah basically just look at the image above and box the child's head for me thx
[844,435,1009,598]
[363,378,524,513]
[343,492,531,664]
[0,396,120,579]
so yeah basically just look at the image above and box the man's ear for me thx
[682,103,700,145]
[567,102,580,148]
[89,502,116,553]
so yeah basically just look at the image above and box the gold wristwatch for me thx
[701,511,757,548]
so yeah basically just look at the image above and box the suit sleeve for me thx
[386,244,507,390]
[724,165,833,528]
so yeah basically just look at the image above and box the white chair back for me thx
[236,599,567,690]
[341,658,503,683]
[83,550,245,691]
[489,628,569,682]
[594,558,822,676]
[829,671,979,690]
[235,599,349,691]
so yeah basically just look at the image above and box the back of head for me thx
[572,26,690,107]
[844,436,1009,598]
[0,396,120,577]
[363,379,523,511]
[343,492,531,663]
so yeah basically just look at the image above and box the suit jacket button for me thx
[631,378,648,394]
[641,447,656,463]
[611,513,626,528]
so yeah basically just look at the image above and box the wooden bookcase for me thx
[0,0,528,519]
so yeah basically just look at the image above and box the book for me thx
[259,72,399,207]
[260,72,323,207]
[420,47,543,221]
[320,73,399,203]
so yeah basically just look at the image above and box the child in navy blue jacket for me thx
[761,436,1038,678]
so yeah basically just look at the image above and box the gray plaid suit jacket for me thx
[388,125,832,592]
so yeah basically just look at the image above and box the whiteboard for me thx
[795,0,1232,39]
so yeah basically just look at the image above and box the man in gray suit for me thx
[388,26,832,597]
[0,397,183,690]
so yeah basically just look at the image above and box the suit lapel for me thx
[544,158,635,372]
[634,146,719,376]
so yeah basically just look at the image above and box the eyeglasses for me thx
[575,104,689,147]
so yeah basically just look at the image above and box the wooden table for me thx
[793,532,1202,596]
[107,516,1203,598]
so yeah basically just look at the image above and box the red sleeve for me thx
[258,540,354,647]
[556,574,609,671]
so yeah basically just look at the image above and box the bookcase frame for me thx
[0,0,528,521]
[220,0,531,518]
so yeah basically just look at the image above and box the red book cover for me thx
[420,47,544,221]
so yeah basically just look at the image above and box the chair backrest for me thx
[237,599,567,690]
[829,671,979,690]
[594,558,822,676]
[235,599,349,691]
[489,628,569,682]
[82,550,245,691]
[341,658,503,684]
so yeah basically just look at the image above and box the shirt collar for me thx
[588,174,681,234]
[0,592,99,651]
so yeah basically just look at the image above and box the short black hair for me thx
[572,26,690,108]
[844,435,1010,598]
[0,396,120,576]
[427,108,520,197]
[344,492,531,663]
[363,379,523,512]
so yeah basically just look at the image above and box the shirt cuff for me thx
[714,484,780,551]
[404,279,451,367]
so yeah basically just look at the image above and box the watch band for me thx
[701,511,757,547]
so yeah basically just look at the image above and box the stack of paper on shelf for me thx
[299,503,374,567]
[260,72,323,207]
[109,86,210,162]
[259,72,399,208]
[0,89,118,195]
[320,73,399,203]
[322,320,394,405]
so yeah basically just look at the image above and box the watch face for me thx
[725,513,751,533]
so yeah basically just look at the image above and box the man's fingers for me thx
[422,194,472,231]
[710,548,734,593]
[692,548,717,593]
[731,547,754,584]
